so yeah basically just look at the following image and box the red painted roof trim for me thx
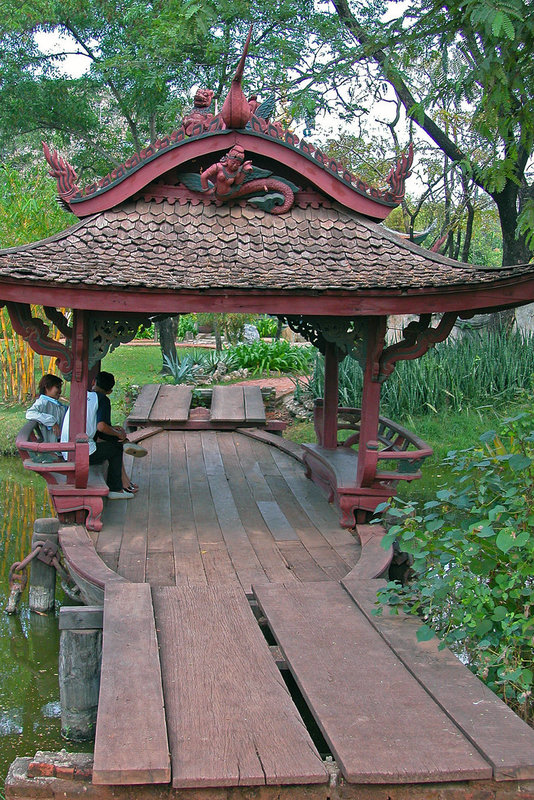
[1,274,534,316]
[67,130,397,221]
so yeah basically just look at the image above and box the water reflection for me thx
[0,457,92,785]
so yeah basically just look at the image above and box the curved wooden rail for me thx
[304,402,433,527]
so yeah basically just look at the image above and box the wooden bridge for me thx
[52,389,534,798]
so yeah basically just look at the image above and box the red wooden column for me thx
[322,341,339,450]
[68,310,90,440]
[356,317,386,486]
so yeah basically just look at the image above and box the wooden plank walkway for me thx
[93,583,170,785]
[127,384,266,428]
[65,423,534,794]
[254,582,492,784]
[152,585,327,788]
[95,429,361,592]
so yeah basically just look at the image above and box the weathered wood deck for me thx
[94,428,362,592]
[54,409,534,797]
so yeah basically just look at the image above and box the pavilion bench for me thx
[16,420,109,532]
[302,400,433,527]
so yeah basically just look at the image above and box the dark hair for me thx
[95,371,115,392]
[38,374,62,396]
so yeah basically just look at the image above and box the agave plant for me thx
[162,353,203,384]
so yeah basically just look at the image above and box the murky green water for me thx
[0,457,93,787]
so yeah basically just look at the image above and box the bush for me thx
[135,323,155,340]
[377,408,534,722]
[226,339,313,375]
[307,329,534,418]
[177,314,197,340]
[163,353,203,384]
[254,315,279,338]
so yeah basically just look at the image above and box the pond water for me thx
[0,457,93,786]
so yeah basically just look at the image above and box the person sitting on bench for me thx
[26,373,68,443]
[60,372,146,500]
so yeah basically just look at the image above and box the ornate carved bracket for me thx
[44,307,73,338]
[279,316,371,364]
[379,312,458,382]
[6,303,73,375]
[88,316,153,368]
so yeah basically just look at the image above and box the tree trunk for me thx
[157,316,179,374]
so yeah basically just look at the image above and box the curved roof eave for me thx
[60,130,401,221]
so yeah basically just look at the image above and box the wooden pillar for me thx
[29,518,59,613]
[356,317,385,486]
[322,340,339,450]
[68,310,90,440]
[59,606,103,741]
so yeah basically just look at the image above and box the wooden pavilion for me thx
[3,33,534,799]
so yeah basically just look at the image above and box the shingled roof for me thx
[1,199,531,296]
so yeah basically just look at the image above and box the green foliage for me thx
[163,352,203,384]
[135,323,155,340]
[254,315,279,338]
[177,313,197,340]
[377,407,534,721]
[306,329,534,418]
[226,339,313,375]
[0,164,73,247]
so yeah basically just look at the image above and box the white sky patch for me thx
[33,31,91,78]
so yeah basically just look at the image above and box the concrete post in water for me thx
[59,607,103,741]
[29,517,60,613]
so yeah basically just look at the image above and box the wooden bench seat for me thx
[17,420,109,531]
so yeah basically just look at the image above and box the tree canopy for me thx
[1,0,533,267]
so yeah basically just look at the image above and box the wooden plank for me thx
[117,442,152,582]
[254,582,492,784]
[200,432,268,592]
[93,583,170,785]
[243,385,266,424]
[168,431,207,585]
[277,541,331,582]
[184,432,223,544]
[210,385,245,422]
[128,384,160,423]
[152,585,327,788]
[344,578,534,781]
[217,434,298,584]
[149,384,192,423]
[147,431,173,555]
[257,500,299,541]
[59,606,103,630]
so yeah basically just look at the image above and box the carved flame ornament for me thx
[42,142,80,201]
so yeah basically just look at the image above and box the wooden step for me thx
[210,385,246,422]
[93,583,170,785]
[148,384,192,422]
[342,577,534,781]
[152,585,328,788]
[254,581,492,785]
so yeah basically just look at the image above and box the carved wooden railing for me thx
[313,399,433,487]
[16,421,108,531]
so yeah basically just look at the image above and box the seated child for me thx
[26,374,68,443]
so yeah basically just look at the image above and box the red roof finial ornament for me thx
[42,142,80,202]
[220,26,253,129]
[384,143,414,202]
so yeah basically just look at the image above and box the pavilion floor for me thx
[92,428,362,593]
